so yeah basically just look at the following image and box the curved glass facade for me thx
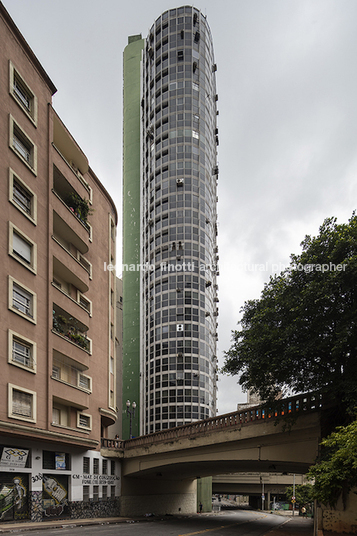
[140,7,219,434]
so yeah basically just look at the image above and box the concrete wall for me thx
[316,490,357,534]
[120,477,197,516]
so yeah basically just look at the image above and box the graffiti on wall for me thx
[42,475,68,517]
[0,476,27,520]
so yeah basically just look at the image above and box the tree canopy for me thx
[285,483,314,508]
[222,213,357,417]
[307,419,357,508]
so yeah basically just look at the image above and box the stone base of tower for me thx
[119,477,197,516]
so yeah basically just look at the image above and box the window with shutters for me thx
[8,383,36,423]
[51,402,69,427]
[77,292,92,316]
[77,412,91,430]
[93,458,99,474]
[9,277,36,323]
[78,373,91,391]
[9,61,38,125]
[102,459,108,475]
[9,222,37,273]
[9,116,37,174]
[8,330,36,373]
[9,170,37,223]
[83,486,90,502]
[83,457,90,474]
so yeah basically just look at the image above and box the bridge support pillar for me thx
[120,476,197,517]
[197,476,213,513]
[267,491,271,511]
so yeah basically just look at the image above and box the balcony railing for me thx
[101,392,326,451]
[52,306,90,352]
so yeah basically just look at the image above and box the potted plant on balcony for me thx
[65,192,92,225]
[53,312,89,351]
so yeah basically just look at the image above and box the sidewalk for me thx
[0,517,131,533]
[268,516,314,536]
[0,514,315,535]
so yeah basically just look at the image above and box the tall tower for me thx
[123,6,218,438]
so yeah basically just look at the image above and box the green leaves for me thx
[307,419,357,508]
[222,212,357,412]
[285,483,314,508]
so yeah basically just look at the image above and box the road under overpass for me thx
[102,394,323,516]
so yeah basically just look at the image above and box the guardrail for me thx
[101,391,324,451]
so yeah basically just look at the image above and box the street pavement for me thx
[266,516,314,535]
[0,510,314,536]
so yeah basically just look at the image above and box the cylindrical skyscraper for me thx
[123,6,218,437]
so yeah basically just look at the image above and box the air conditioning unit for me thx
[176,178,184,185]
[177,324,184,332]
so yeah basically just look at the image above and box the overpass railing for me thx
[101,391,324,451]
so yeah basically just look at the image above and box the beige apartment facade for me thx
[0,2,120,522]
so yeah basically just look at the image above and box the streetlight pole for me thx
[126,400,136,439]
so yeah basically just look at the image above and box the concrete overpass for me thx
[102,392,325,516]
[212,472,307,509]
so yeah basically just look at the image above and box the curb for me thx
[0,517,133,533]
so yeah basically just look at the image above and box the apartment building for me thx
[122,6,219,438]
[0,2,119,522]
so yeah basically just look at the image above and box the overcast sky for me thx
[4,0,357,415]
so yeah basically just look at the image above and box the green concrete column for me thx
[197,476,213,513]
[122,35,144,439]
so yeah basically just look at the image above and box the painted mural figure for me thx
[13,478,26,509]
[0,477,27,519]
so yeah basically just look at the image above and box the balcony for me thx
[51,350,91,409]
[53,166,92,233]
[52,383,89,411]
[53,256,89,294]
[53,304,91,353]
[52,113,88,179]
[53,211,88,255]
